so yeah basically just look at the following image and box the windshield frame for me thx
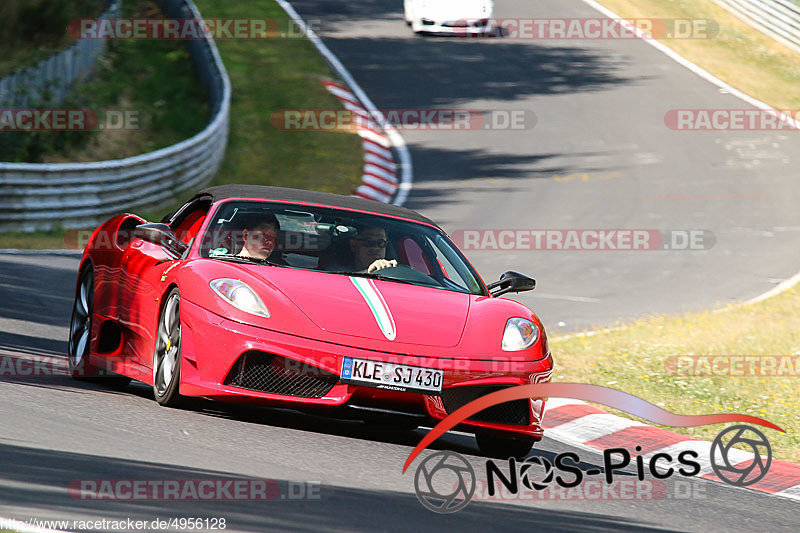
[194,198,489,296]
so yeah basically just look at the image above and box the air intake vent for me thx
[441,385,530,426]
[224,352,338,399]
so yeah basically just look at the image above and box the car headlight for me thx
[210,279,270,318]
[502,317,539,351]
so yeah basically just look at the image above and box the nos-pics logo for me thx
[414,451,476,513]
[413,425,772,513]
[403,384,781,514]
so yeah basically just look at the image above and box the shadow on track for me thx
[289,0,638,105]
[283,1,643,216]
[399,144,623,214]
[0,442,673,532]
[0,330,65,358]
[0,256,76,328]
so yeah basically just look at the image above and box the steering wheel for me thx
[374,263,439,285]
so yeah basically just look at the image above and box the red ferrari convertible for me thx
[68,185,553,456]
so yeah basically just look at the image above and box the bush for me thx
[0,0,107,44]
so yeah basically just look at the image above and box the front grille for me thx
[223,352,338,399]
[441,385,530,425]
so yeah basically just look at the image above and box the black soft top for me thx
[193,185,437,227]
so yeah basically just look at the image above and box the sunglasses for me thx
[356,238,388,248]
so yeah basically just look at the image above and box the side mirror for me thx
[487,271,536,297]
[134,223,188,259]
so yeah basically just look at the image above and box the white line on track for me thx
[3,3,800,500]
[274,0,414,206]
[545,1,800,342]
[581,0,800,130]
[541,4,800,494]
[0,250,81,256]
[547,413,646,442]
[533,292,601,303]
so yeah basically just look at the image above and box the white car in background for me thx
[404,0,494,35]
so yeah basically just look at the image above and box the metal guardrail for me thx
[0,1,121,107]
[713,0,800,54]
[0,0,231,232]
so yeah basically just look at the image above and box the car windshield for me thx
[198,200,487,296]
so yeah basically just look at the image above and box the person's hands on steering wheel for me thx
[367,259,398,273]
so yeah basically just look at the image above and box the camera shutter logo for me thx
[710,425,772,487]
[520,456,554,490]
[414,451,476,513]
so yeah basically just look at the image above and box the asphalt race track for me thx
[0,254,797,530]
[291,0,800,333]
[2,0,800,531]
[0,252,797,532]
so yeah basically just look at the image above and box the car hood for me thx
[249,267,470,348]
[417,0,492,20]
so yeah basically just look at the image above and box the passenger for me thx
[237,213,280,260]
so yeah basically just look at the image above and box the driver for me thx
[351,226,398,273]
[331,225,397,273]
[238,213,280,260]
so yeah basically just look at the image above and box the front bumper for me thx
[179,299,553,439]
[412,18,494,35]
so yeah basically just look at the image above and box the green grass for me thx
[598,0,800,110]
[0,0,107,77]
[578,0,800,464]
[140,0,366,221]
[551,284,800,463]
[0,229,69,250]
[0,37,210,163]
[0,0,209,163]
[186,1,363,189]
[0,0,363,245]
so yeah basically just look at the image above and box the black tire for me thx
[153,288,183,407]
[67,267,131,388]
[476,434,535,459]
[68,267,97,379]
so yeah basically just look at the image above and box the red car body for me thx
[72,186,553,450]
